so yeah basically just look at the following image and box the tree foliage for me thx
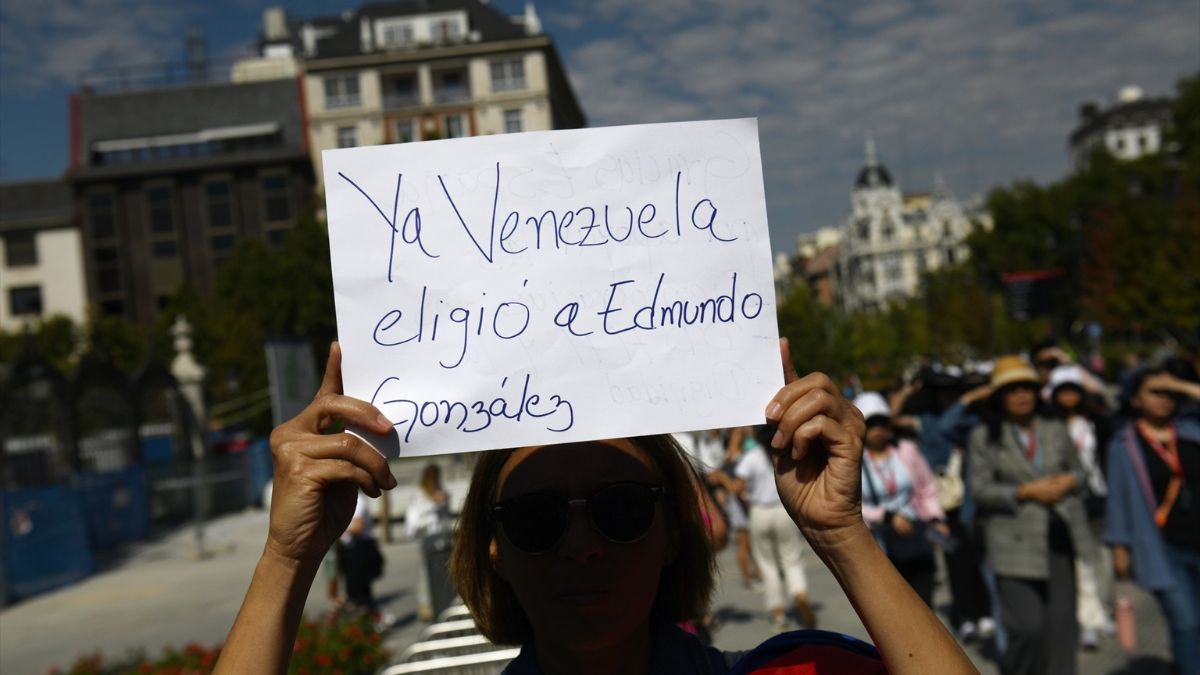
[972,71,1200,340]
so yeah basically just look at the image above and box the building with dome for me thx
[832,138,990,312]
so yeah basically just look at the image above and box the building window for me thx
[384,75,418,108]
[433,70,468,103]
[946,247,958,266]
[431,18,461,43]
[152,240,177,258]
[266,228,289,246]
[855,218,870,241]
[8,286,42,316]
[444,114,466,139]
[881,217,895,241]
[336,126,357,149]
[380,21,415,48]
[90,193,116,239]
[262,174,291,222]
[916,251,927,271]
[100,299,123,316]
[491,57,526,92]
[206,180,234,229]
[503,109,523,134]
[211,234,236,266]
[147,186,174,234]
[884,255,903,282]
[4,231,37,267]
[394,119,418,143]
[324,74,361,109]
[98,268,121,293]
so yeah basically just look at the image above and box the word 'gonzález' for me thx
[370,372,574,444]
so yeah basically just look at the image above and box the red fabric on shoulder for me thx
[747,644,889,674]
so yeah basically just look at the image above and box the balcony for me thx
[432,70,470,105]
[382,75,420,110]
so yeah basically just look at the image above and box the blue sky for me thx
[1,0,1197,250]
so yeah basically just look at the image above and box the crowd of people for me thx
[220,338,1199,675]
[669,340,1200,675]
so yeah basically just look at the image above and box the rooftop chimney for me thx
[263,7,288,41]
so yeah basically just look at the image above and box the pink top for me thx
[861,439,945,525]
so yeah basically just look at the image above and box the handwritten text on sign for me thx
[325,119,781,457]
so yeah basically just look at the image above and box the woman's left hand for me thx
[765,338,867,544]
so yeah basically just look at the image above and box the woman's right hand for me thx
[265,343,397,567]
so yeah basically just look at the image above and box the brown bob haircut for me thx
[448,434,717,645]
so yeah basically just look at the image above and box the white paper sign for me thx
[324,118,782,457]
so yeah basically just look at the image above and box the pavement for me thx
[0,505,1176,675]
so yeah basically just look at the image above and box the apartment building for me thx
[251,0,585,190]
[0,180,87,330]
[68,77,314,323]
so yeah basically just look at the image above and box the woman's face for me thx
[1134,374,1177,422]
[490,439,674,651]
[1001,382,1037,419]
[1053,386,1083,412]
[864,421,890,449]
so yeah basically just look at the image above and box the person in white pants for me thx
[715,426,816,631]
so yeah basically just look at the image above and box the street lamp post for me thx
[171,316,209,558]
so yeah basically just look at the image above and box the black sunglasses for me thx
[491,482,665,554]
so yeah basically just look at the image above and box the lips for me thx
[557,588,609,605]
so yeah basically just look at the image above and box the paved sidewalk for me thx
[0,507,1176,674]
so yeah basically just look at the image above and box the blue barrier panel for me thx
[140,434,175,464]
[77,466,151,551]
[246,439,273,506]
[3,486,95,599]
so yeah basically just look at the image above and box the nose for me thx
[557,502,604,563]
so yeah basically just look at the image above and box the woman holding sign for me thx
[214,340,975,675]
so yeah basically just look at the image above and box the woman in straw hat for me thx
[968,355,1096,675]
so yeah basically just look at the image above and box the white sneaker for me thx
[977,617,997,639]
[957,620,978,642]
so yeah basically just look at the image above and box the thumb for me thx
[316,341,344,398]
[780,337,799,384]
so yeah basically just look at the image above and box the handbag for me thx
[864,468,932,562]
[934,449,965,512]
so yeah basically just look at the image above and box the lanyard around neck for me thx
[1012,421,1037,461]
[866,449,897,497]
[1135,420,1184,527]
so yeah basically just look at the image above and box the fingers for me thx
[302,391,393,436]
[765,372,864,454]
[787,412,860,463]
[303,433,397,490]
[779,338,799,385]
[311,457,385,498]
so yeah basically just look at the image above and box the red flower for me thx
[315,654,333,667]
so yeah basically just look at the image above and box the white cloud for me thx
[553,0,1199,245]
[0,0,199,92]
